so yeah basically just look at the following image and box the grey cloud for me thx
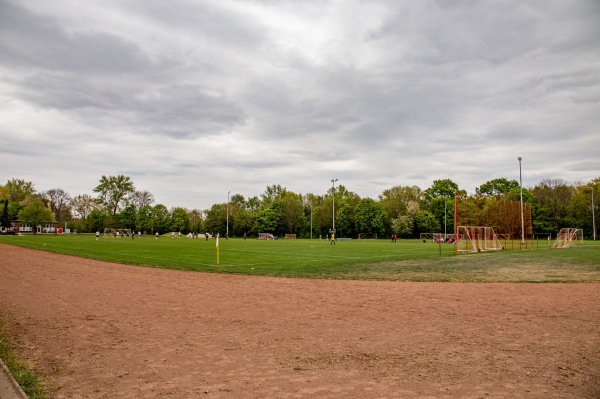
[121,0,266,49]
[0,2,162,74]
[364,2,561,66]
[13,70,245,139]
[1,0,598,208]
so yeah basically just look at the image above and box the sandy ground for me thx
[0,243,598,399]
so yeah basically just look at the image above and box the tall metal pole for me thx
[310,204,313,240]
[331,178,338,230]
[444,197,447,240]
[518,157,525,245]
[226,191,230,238]
[592,188,596,241]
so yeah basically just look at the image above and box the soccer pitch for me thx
[1,235,599,282]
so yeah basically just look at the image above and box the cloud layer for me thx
[1,0,599,208]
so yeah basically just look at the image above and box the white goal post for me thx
[553,228,583,248]
[456,226,503,253]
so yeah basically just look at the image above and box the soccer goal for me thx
[358,233,377,239]
[103,228,131,238]
[455,226,503,253]
[258,232,275,240]
[420,233,434,242]
[553,228,583,248]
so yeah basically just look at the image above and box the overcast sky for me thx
[1,0,599,210]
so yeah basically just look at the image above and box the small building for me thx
[10,220,60,234]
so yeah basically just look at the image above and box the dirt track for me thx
[0,244,599,398]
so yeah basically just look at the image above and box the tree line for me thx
[1,175,598,239]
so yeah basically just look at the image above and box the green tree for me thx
[226,194,244,237]
[119,204,137,230]
[7,201,21,221]
[323,184,359,236]
[478,178,519,197]
[188,209,204,234]
[414,210,441,234]
[302,193,324,239]
[531,178,575,234]
[254,203,281,234]
[204,203,226,234]
[136,205,154,233]
[379,185,423,220]
[260,184,287,207]
[234,207,255,236]
[428,197,454,237]
[566,182,598,237]
[355,198,387,237]
[335,201,354,238]
[280,192,304,234]
[2,179,37,221]
[423,180,460,234]
[18,200,54,234]
[230,194,246,208]
[170,207,189,233]
[5,178,36,202]
[87,209,108,233]
[93,175,135,217]
[391,201,420,237]
[246,196,261,212]
[152,204,170,234]
[505,187,534,203]
[1,199,10,228]
[423,179,459,205]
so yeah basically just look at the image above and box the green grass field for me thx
[1,234,599,282]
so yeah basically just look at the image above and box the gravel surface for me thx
[0,243,599,398]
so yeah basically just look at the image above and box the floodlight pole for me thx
[518,157,525,245]
[444,197,447,240]
[226,191,230,238]
[310,203,313,240]
[592,188,596,241]
[331,178,338,230]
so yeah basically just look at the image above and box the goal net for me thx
[553,228,583,248]
[258,232,275,240]
[420,233,434,242]
[358,233,377,239]
[103,228,132,237]
[420,233,455,243]
[433,233,455,243]
[456,226,503,253]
